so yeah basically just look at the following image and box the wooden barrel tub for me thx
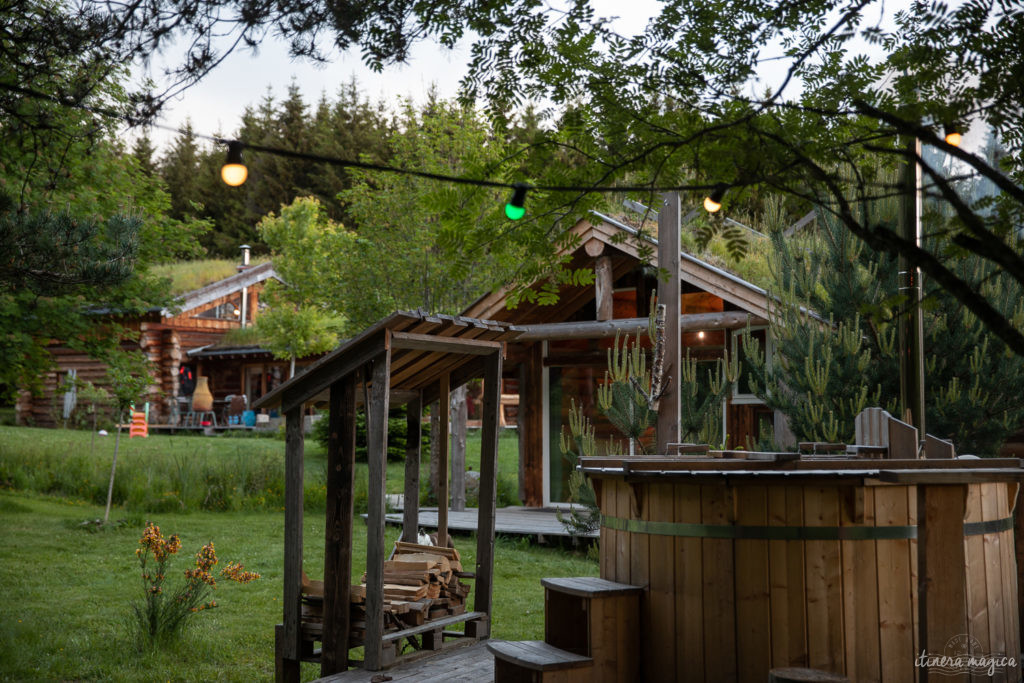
[580,456,1024,683]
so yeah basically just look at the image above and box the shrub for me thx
[129,522,260,646]
[310,405,424,462]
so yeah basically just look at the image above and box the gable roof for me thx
[167,261,279,317]
[463,213,774,322]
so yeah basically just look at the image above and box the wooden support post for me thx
[451,384,467,512]
[437,373,450,548]
[519,343,544,508]
[275,624,300,683]
[365,351,391,671]
[281,404,304,682]
[595,255,614,322]
[321,376,357,677]
[422,628,444,650]
[402,392,422,543]
[917,484,968,683]
[475,350,503,625]
[656,192,681,454]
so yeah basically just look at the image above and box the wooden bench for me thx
[488,640,593,682]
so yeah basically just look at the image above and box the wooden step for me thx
[540,576,643,598]
[488,639,593,671]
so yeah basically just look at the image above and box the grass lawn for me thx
[0,426,596,681]
[0,425,522,512]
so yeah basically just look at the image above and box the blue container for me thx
[242,410,256,427]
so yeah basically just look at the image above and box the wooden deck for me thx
[374,505,599,540]
[316,640,494,682]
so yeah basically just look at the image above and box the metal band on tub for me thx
[600,514,1014,540]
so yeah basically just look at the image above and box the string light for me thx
[505,183,529,220]
[704,185,726,213]
[943,123,963,147]
[0,82,735,212]
[220,141,248,186]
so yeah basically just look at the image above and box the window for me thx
[731,326,770,404]
[195,300,241,321]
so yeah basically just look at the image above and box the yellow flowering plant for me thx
[130,522,260,645]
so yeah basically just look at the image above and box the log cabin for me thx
[460,211,793,507]
[15,255,292,427]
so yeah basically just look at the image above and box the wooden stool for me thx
[541,577,642,683]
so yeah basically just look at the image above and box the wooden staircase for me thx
[488,577,642,682]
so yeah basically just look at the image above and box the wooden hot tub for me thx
[580,455,1024,683]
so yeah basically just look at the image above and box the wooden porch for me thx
[316,640,494,682]
[377,505,599,541]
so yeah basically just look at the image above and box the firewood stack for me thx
[348,541,473,645]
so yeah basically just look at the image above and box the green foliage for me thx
[744,208,1024,455]
[254,196,348,361]
[0,427,301,512]
[149,259,253,295]
[335,96,520,331]
[310,405,422,463]
[679,348,738,445]
[105,350,155,412]
[252,305,343,366]
[556,399,601,537]
[0,33,209,407]
[159,80,395,257]
[596,333,656,454]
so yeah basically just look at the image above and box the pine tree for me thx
[160,121,203,222]
[744,203,1024,455]
[131,130,158,177]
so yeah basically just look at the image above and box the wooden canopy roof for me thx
[252,311,523,412]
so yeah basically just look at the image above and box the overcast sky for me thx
[140,37,473,150]
[136,1,973,158]
[136,2,661,151]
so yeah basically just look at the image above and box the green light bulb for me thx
[505,203,526,220]
[505,183,529,220]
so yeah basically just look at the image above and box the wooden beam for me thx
[364,351,391,671]
[437,373,450,549]
[657,192,681,453]
[514,312,765,342]
[474,350,503,624]
[917,484,968,683]
[321,375,357,676]
[281,406,304,671]
[595,255,614,321]
[277,332,385,414]
[390,330,503,355]
[401,392,423,543]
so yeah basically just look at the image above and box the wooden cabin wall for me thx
[16,324,154,428]
[15,288,262,427]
